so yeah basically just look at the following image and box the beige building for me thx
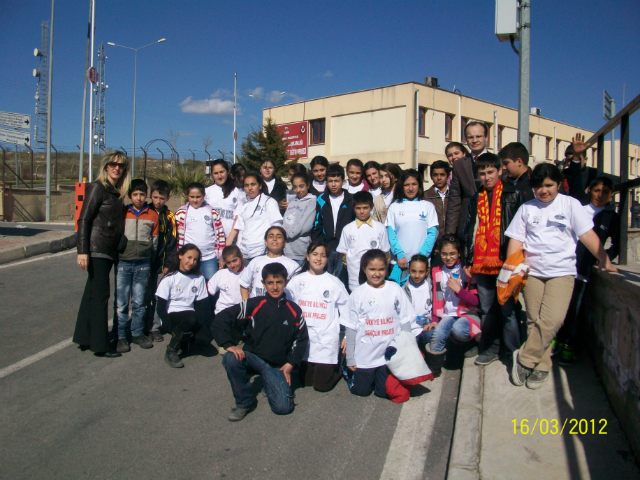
[265,81,640,191]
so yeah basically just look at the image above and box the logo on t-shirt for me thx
[370,240,378,248]
[298,280,306,289]
[368,297,376,306]
[399,211,405,217]
[533,216,541,226]
[191,286,198,293]
[204,215,211,222]
[419,211,427,221]
[393,297,400,314]
[220,283,230,291]
[323,290,330,298]
[232,197,237,203]
[348,234,356,244]
[555,214,565,220]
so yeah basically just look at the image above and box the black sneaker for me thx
[132,335,154,349]
[228,403,257,422]
[116,339,131,353]
[165,348,184,368]
[475,351,499,366]
[150,331,164,342]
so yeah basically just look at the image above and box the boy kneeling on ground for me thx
[212,263,309,421]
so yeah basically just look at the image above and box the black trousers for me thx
[347,365,389,398]
[167,311,198,349]
[73,257,114,353]
[299,361,341,392]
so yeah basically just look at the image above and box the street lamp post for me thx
[107,38,166,176]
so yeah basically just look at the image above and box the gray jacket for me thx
[283,194,317,260]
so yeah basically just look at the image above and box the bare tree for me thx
[203,135,213,160]
[167,128,181,172]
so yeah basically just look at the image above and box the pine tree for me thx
[238,117,297,177]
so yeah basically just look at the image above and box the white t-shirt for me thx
[504,194,594,278]
[239,254,300,298]
[235,194,283,259]
[204,184,244,237]
[264,178,276,194]
[184,204,217,261]
[385,199,439,261]
[343,281,416,369]
[369,187,382,198]
[156,271,208,314]
[346,182,366,194]
[329,193,344,231]
[312,179,326,193]
[336,220,390,292]
[406,279,432,318]
[439,264,472,317]
[207,267,243,314]
[287,272,349,364]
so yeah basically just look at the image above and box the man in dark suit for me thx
[445,121,489,235]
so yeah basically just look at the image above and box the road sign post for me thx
[604,90,616,175]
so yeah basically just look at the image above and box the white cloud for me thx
[247,87,264,97]
[180,94,235,116]
[323,70,334,77]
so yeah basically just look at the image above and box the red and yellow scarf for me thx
[471,181,503,275]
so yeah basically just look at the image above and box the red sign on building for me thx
[278,121,308,160]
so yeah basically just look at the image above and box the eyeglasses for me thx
[440,253,459,258]
[107,162,126,169]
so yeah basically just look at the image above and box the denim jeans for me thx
[475,273,521,356]
[200,257,219,282]
[222,351,295,415]
[115,259,151,339]
[328,250,349,290]
[427,316,471,352]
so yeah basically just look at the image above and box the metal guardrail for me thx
[585,92,640,265]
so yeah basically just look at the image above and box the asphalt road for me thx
[0,251,461,480]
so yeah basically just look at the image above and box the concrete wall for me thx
[584,266,640,460]
[2,185,75,222]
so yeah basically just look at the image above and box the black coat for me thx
[265,178,288,206]
[76,180,124,259]
[462,181,527,266]
[311,189,355,252]
[212,294,309,368]
[563,161,598,206]
[446,155,477,235]
[576,207,620,279]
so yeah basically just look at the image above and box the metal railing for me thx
[586,92,640,265]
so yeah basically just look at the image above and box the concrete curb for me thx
[0,231,76,265]
[447,357,484,480]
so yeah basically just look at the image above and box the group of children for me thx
[108,135,619,420]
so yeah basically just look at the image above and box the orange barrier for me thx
[75,182,86,232]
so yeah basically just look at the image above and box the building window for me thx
[529,134,534,155]
[545,137,551,159]
[310,118,325,145]
[498,126,504,149]
[419,108,426,136]
[445,114,453,141]
[461,117,469,142]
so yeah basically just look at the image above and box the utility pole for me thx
[45,0,54,221]
[78,0,91,181]
[517,0,530,145]
[88,0,95,181]
[233,73,237,163]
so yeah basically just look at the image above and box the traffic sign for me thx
[88,67,98,84]
[0,127,31,146]
[0,111,31,130]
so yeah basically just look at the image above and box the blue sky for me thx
[2,0,639,159]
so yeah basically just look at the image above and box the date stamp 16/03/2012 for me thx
[513,419,608,435]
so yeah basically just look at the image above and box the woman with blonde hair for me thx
[73,151,131,357]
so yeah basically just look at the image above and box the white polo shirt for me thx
[385,199,439,260]
[342,281,416,369]
[287,272,349,364]
[156,271,208,314]
[239,254,300,298]
[504,194,594,278]
[336,219,390,292]
[207,267,243,314]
